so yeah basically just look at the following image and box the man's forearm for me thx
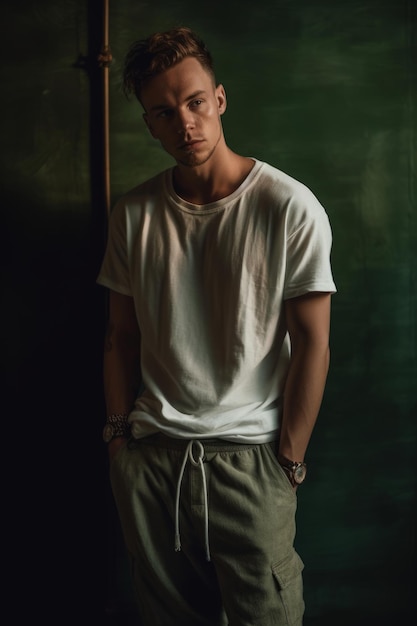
[279,340,330,461]
[103,322,141,416]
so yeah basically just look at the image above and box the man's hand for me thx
[108,437,128,463]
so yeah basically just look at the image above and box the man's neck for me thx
[173,148,255,205]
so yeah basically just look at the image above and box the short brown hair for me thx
[123,27,215,102]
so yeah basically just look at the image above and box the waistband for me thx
[132,432,273,453]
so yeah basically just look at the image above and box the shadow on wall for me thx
[2,165,110,620]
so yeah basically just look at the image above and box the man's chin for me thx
[177,149,215,168]
[178,157,206,168]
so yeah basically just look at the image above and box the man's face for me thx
[141,57,227,168]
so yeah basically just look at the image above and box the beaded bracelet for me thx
[103,413,130,441]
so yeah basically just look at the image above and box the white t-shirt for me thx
[97,159,336,443]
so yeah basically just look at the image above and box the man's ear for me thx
[216,84,227,116]
[143,113,157,138]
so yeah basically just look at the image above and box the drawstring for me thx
[174,440,211,562]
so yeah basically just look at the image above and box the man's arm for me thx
[103,290,141,460]
[279,292,332,463]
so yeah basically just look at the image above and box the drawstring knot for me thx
[174,440,211,561]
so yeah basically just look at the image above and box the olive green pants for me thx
[110,435,304,626]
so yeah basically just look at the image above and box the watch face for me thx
[103,423,114,443]
[294,463,307,484]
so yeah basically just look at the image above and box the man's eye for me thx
[191,99,203,107]
[157,110,172,118]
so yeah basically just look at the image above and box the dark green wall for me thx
[2,1,416,624]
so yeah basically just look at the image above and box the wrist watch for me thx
[102,413,130,443]
[278,454,307,487]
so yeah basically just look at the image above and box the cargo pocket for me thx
[272,550,305,626]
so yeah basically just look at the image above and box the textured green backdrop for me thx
[2,1,415,624]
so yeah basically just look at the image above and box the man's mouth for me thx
[178,139,204,150]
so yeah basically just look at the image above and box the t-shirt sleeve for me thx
[283,193,337,300]
[96,200,132,296]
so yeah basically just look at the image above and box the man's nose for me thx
[176,109,195,133]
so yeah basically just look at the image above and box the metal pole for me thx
[98,0,112,217]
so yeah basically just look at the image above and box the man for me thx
[97,26,336,626]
